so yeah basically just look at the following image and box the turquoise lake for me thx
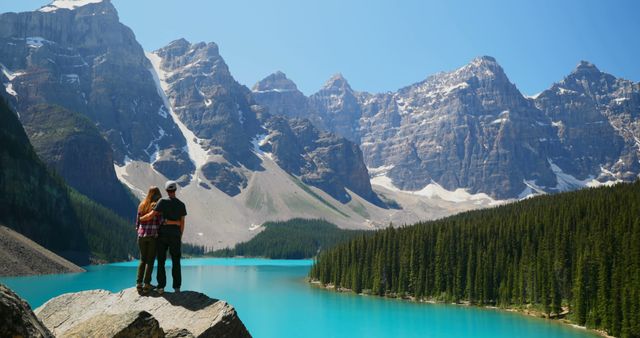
[0,258,598,338]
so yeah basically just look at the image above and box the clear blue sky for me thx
[3,0,639,95]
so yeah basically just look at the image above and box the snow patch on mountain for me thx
[368,165,394,178]
[26,37,52,48]
[519,180,548,199]
[251,133,270,158]
[371,175,499,205]
[1,64,25,81]
[4,83,17,97]
[146,51,209,176]
[548,159,621,191]
[39,0,104,12]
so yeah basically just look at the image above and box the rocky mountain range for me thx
[3,0,637,250]
[253,57,640,199]
[3,0,449,251]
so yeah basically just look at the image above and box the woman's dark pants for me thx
[136,236,156,285]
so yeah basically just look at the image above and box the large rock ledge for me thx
[34,288,252,338]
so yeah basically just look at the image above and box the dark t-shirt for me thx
[154,197,187,221]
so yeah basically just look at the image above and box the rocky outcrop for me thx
[35,288,251,338]
[63,310,164,338]
[252,71,321,123]
[261,115,384,205]
[0,284,53,338]
[534,61,640,183]
[308,73,363,143]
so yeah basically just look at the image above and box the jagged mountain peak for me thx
[543,60,619,98]
[39,0,112,13]
[457,55,507,79]
[191,41,220,56]
[405,55,511,96]
[472,55,498,64]
[160,38,220,58]
[252,71,299,92]
[573,60,600,74]
[321,73,353,92]
[166,38,191,49]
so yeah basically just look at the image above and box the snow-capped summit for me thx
[39,0,107,12]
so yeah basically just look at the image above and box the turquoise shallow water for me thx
[0,258,598,338]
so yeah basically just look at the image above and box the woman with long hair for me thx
[136,186,163,293]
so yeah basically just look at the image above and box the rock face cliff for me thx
[0,284,53,338]
[35,287,252,338]
[254,57,640,199]
[0,0,191,212]
[357,56,560,198]
[534,61,640,183]
[252,71,322,123]
[20,104,137,217]
[308,73,363,144]
[149,38,383,205]
[150,38,263,194]
[261,115,384,205]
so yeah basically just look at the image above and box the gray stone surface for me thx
[534,61,640,183]
[153,38,263,194]
[35,288,251,338]
[262,115,384,205]
[0,284,53,338]
[0,225,85,277]
[252,71,321,124]
[63,310,164,338]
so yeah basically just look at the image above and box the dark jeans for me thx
[156,225,181,289]
[136,236,156,285]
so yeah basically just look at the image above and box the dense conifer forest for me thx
[0,99,137,263]
[310,182,640,337]
[211,219,370,259]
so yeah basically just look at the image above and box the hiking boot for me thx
[142,284,153,294]
[136,283,143,291]
[156,287,164,295]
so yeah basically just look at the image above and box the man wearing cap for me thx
[140,180,187,294]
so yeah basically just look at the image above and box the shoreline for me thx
[308,279,612,338]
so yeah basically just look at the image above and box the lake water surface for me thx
[0,258,598,338]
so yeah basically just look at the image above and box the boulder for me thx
[35,288,251,338]
[0,284,53,338]
[63,311,163,338]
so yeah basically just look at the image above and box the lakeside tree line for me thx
[310,182,640,337]
[212,219,369,259]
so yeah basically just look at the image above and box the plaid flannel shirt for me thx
[136,211,162,238]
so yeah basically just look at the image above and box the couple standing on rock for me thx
[135,181,187,295]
